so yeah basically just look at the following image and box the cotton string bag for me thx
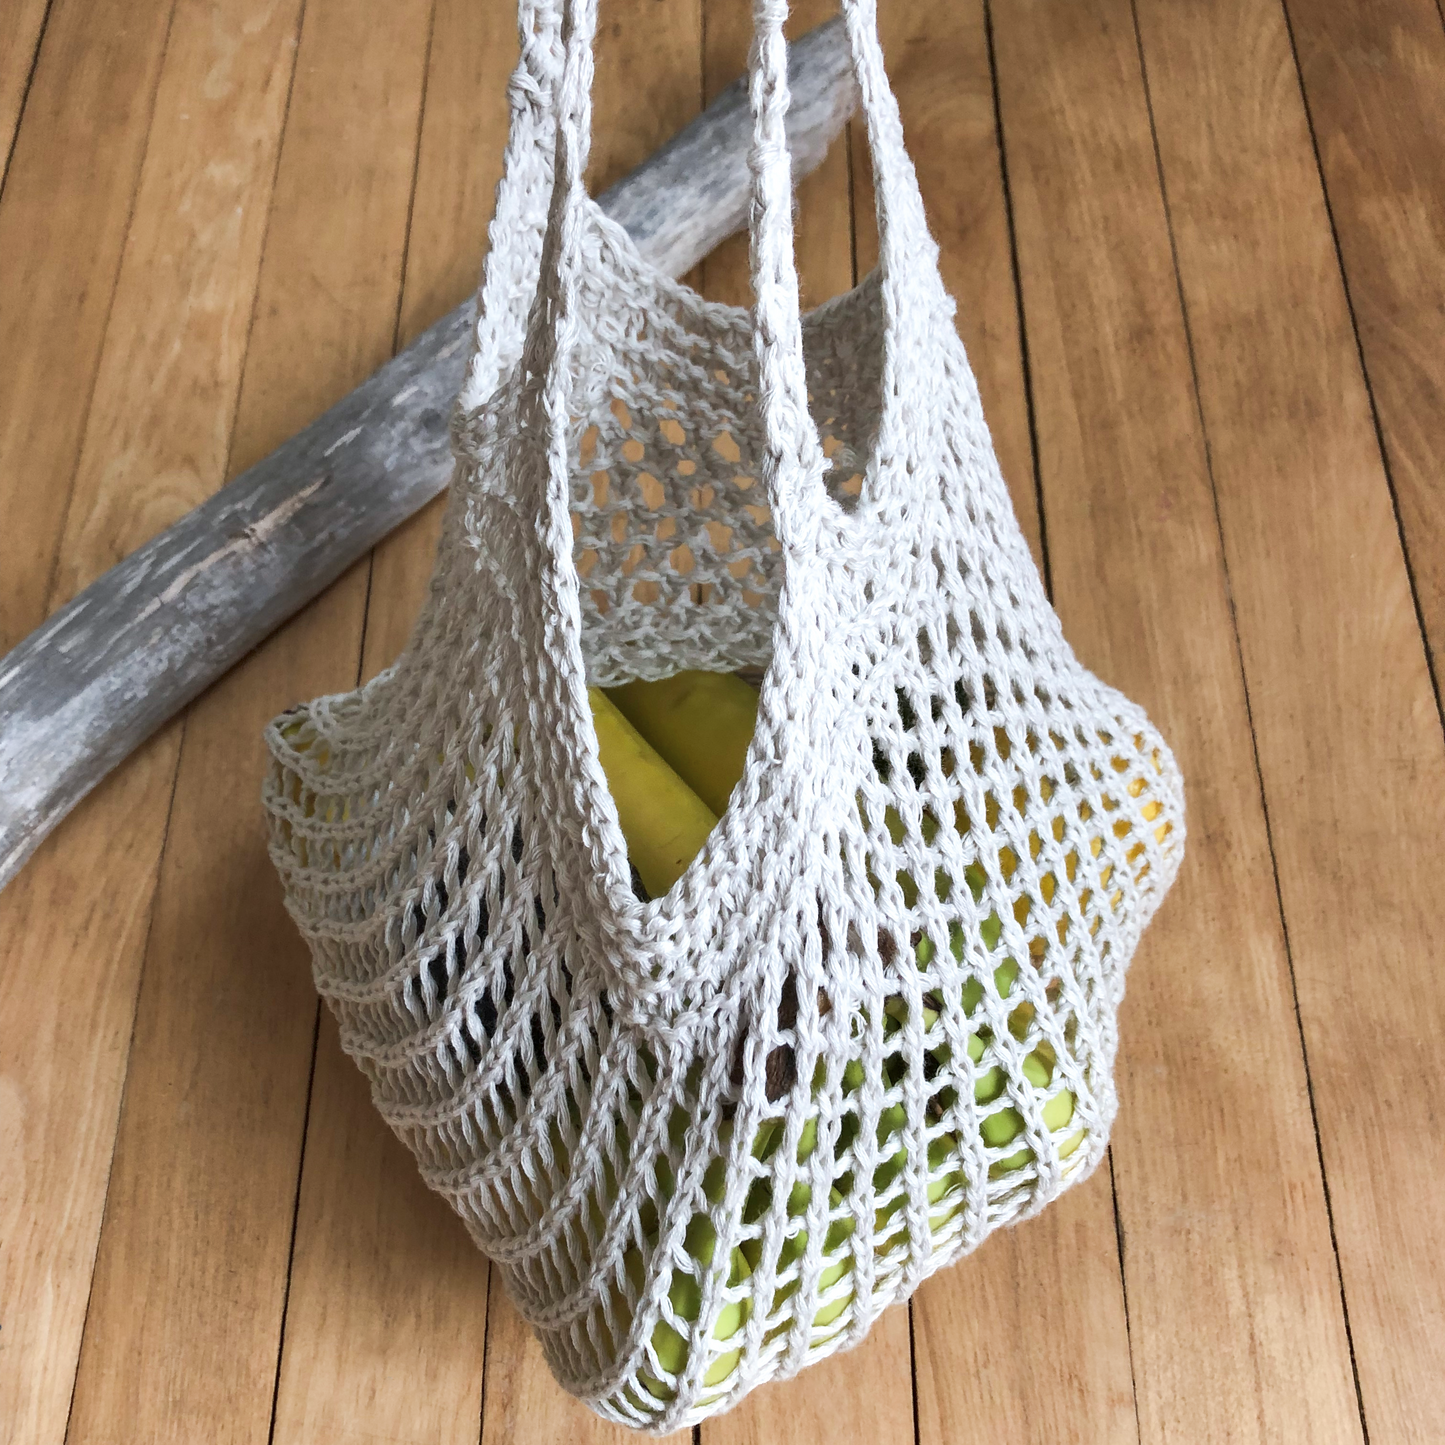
[261,0,1187,1429]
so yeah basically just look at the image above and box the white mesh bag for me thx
[262,0,1186,1429]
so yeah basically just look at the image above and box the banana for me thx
[588,687,719,900]
[593,672,1122,1399]
[606,670,759,816]
[287,680,1152,1414]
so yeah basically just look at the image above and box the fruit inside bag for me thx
[275,665,1175,1415]
[275,664,1176,1418]
[570,670,1173,1412]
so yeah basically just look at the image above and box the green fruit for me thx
[587,677,1104,1413]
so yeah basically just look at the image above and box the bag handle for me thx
[458,0,565,414]
[747,0,824,539]
[747,0,945,531]
[508,1,944,918]
[510,0,946,558]
[837,0,950,495]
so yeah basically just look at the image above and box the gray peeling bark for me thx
[0,19,856,890]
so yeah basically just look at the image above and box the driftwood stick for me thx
[0,20,856,891]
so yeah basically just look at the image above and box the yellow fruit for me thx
[606,669,760,817]
[593,674,1099,1373]
[584,677,1163,1409]
[588,686,719,899]
[583,693,746,1399]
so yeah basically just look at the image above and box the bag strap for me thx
[509,2,946,916]
[735,0,948,536]
[840,0,949,497]
[747,0,823,542]
[458,0,564,413]
[516,0,945,545]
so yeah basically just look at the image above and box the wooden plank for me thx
[4,0,306,848]
[915,1189,1137,1445]
[852,7,1139,1441]
[851,1,1043,571]
[266,4,518,1439]
[0,0,172,650]
[61,588,361,1445]
[704,1309,914,1445]
[0,2,307,1440]
[358,0,525,690]
[0,16,856,894]
[268,1013,492,1445]
[0,0,49,173]
[60,0,436,1439]
[0,739,183,1445]
[37,0,285,584]
[385,0,521,365]
[586,0,703,194]
[1286,0,1445,683]
[1134,1,1445,1438]
[990,3,1363,1441]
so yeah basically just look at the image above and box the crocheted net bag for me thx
[262,0,1185,1430]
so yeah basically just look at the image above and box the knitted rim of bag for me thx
[262,0,1186,1431]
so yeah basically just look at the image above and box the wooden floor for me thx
[3,0,1444,1440]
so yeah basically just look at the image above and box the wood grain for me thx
[62,0,435,1439]
[268,5,518,1439]
[0,0,305,871]
[991,2,1361,1441]
[0,15,855,893]
[0,0,48,172]
[0,738,182,1445]
[1287,0,1445,679]
[0,0,173,648]
[480,1287,678,1445]
[60,591,359,1445]
[269,1016,492,1445]
[707,1307,914,1445]
[47,0,302,601]
[352,0,521,689]
[915,1187,1138,1445]
[361,0,526,688]
[852,0,1044,571]
[0,3,305,1440]
[5,3,1442,1443]
[1135,0,1445,1437]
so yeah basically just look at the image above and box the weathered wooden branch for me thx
[0,20,856,891]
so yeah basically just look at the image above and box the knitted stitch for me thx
[262,0,1185,1429]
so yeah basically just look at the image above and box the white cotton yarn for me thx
[261,0,1185,1429]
